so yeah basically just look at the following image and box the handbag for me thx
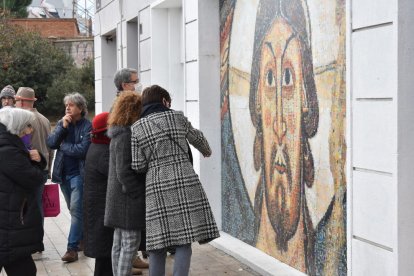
[42,183,61,217]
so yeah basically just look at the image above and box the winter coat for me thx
[83,143,113,258]
[0,123,46,265]
[104,126,146,230]
[47,117,92,183]
[131,110,220,250]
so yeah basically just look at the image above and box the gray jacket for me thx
[104,126,145,230]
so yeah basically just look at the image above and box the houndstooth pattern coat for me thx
[131,110,220,251]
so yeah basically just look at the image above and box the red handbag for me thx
[42,183,60,217]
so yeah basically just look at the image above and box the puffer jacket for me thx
[0,123,46,265]
[47,117,91,183]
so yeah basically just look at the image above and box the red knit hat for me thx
[92,112,109,134]
[91,112,110,144]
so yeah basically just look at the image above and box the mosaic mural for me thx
[220,0,346,274]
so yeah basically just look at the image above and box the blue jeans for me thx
[149,244,192,276]
[60,174,83,250]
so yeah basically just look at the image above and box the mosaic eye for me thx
[266,69,276,88]
[282,68,293,87]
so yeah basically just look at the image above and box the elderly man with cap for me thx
[15,87,53,228]
[0,85,16,108]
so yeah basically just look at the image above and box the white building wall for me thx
[350,0,414,275]
[350,0,398,267]
[396,0,414,275]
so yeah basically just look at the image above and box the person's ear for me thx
[121,82,129,91]
[162,98,168,107]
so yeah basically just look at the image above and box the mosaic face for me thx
[257,18,304,244]
[221,0,347,274]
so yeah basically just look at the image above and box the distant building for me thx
[9,18,93,67]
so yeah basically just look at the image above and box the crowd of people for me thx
[0,67,219,276]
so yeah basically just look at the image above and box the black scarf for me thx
[141,103,170,118]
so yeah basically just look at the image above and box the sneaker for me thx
[131,267,143,275]
[132,256,149,269]
[61,249,78,262]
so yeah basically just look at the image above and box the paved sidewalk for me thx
[1,191,260,276]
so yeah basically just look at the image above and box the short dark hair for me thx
[141,85,171,106]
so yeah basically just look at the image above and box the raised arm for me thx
[184,116,212,157]
[59,121,92,159]
[46,120,68,149]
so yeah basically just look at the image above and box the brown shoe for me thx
[61,249,78,262]
[131,267,143,275]
[132,256,149,269]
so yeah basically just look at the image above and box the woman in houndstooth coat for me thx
[131,85,219,276]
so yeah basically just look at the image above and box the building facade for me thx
[94,0,414,275]
[9,18,94,67]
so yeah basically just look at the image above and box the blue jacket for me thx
[47,117,92,183]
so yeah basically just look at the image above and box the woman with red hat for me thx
[83,112,114,276]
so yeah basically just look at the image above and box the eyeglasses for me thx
[126,79,139,84]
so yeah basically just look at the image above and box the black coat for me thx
[0,123,46,265]
[83,143,113,258]
[104,126,146,231]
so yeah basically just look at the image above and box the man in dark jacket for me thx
[47,92,91,262]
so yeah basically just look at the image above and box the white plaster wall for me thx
[397,0,414,274]
[184,0,197,22]
[126,20,139,70]
[352,0,395,29]
[352,239,394,276]
[197,0,221,229]
[353,171,394,248]
[151,8,169,88]
[351,0,398,274]
[352,25,396,99]
[97,1,119,35]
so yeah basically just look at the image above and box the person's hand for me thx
[29,149,41,162]
[62,115,72,128]
[203,151,212,158]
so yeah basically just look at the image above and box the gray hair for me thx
[0,107,34,135]
[64,92,88,117]
[114,68,138,91]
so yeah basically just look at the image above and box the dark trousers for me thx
[0,255,36,276]
[94,257,113,276]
